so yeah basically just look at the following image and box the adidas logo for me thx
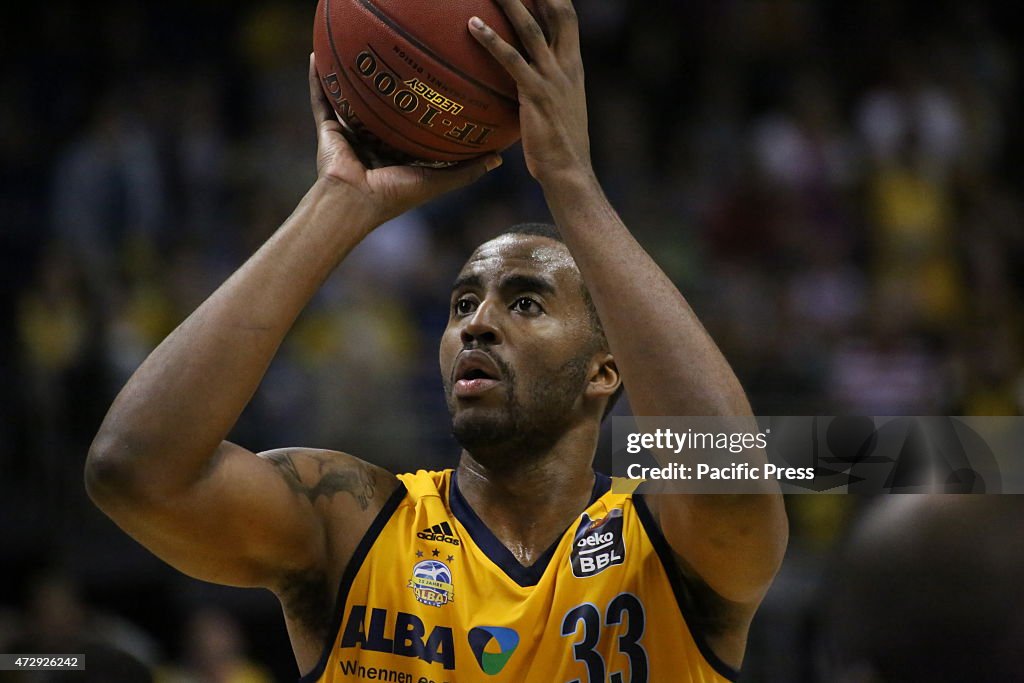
[418,521,461,546]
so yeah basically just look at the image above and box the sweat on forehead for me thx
[467,233,579,272]
[456,232,606,338]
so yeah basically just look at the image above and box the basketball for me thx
[313,0,538,167]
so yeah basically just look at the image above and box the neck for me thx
[454,422,599,566]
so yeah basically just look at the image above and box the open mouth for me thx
[460,367,496,381]
[453,351,503,397]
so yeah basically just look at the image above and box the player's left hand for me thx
[308,54,501,228]
[469,0,592,186]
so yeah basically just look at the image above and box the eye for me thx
[453,297,478,316]
[512,297,542,315]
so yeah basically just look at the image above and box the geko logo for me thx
[571,509,626,578]
[468,626,519,675]
[579,530,614,547]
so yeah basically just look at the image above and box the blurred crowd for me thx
[1,1,1021,680]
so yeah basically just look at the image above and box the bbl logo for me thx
[468,626,519,675]
[571,509,625,578]
[408,560,454,607]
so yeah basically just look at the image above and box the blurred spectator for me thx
[955,316,1024,416]
[158,607,271,683]
[49,88,166,307]
[815,495,1024,681]
[1,570,157,682]
[826,325,951,415]
[866,137,966,332]
[16,246,91,461]
[174,71,231,243]
[15,244,108,510]
[857,55,966,177]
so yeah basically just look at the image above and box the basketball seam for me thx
[370,46,502,128]
[325,3,399,146]
[325,0,484,159]
[368,44,504,149]
[357,0,519,106]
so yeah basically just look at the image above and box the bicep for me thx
[647,493,788,606]
[98,443,392,588]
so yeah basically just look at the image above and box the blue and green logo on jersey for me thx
[468,626,519,675]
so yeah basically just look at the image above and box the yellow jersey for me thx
[300,469,738,683]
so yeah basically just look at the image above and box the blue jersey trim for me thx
[592,471,612,501]
[449,469,611,588]
[633,494,741,682]
[298,482,408,683]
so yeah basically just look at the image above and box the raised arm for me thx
[85,56,498,590]
[469,0,787,616]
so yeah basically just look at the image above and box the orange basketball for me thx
[313,0,538,167]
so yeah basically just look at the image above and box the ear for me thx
[585,352,620,402]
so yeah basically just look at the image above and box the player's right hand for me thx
[469,0,591,187]
[308,54,503,226]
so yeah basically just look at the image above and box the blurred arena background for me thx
[1,1,1021,680]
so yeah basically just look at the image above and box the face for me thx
[440,234,601,465]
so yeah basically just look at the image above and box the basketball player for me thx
[819,495,1024,682]
[86,1,787,681]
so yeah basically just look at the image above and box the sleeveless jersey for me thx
[299,469,738,683]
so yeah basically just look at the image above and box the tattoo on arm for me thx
[265,451,377,510]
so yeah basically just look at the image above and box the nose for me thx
[460,300,503,347]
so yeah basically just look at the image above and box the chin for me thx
[451,410,515,452]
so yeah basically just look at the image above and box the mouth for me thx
[452,351,503,398]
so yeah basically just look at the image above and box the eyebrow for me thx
[450,273,557,296]
[500,273,556,296]
[451,274,483,294]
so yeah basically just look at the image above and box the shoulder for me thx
[396,468,452,498]
[257,447,400,513]
[261,449,402,648]
[257,447,403,584]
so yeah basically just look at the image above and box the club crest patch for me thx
[408,560,454,607]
